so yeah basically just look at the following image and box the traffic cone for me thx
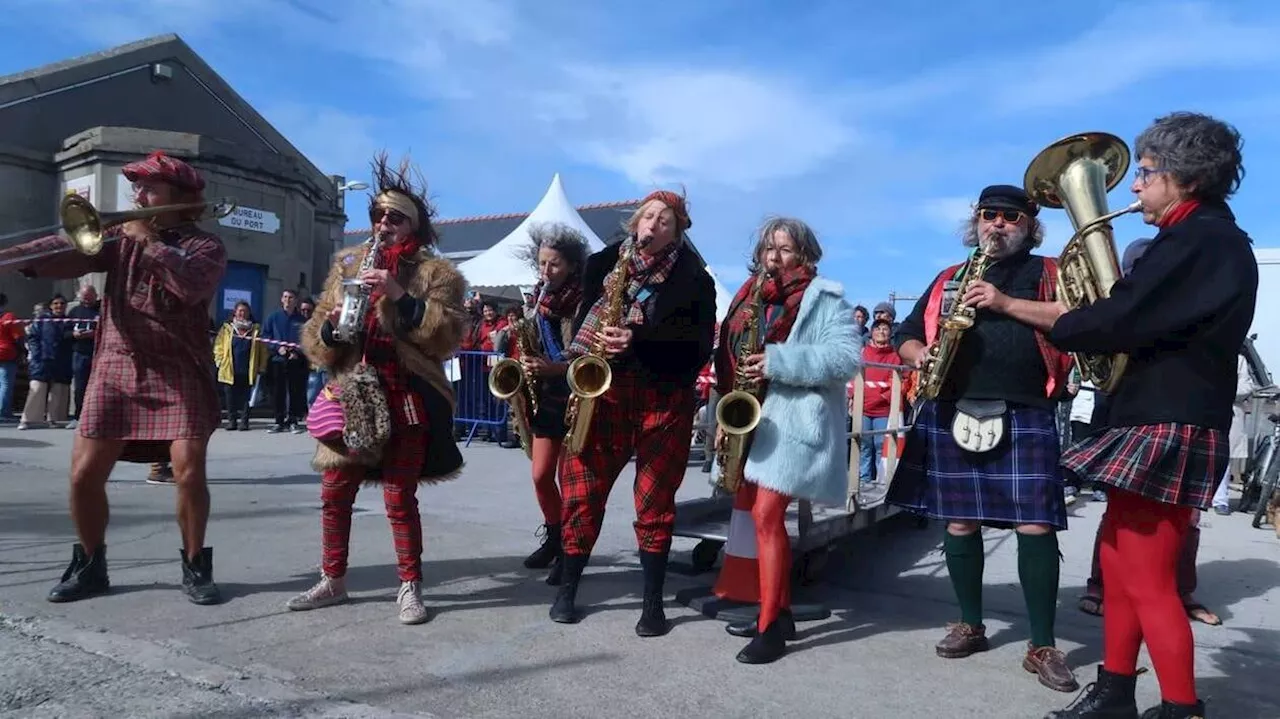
[878,430,906,479]
[712,481,759,604]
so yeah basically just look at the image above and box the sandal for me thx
[1077,594,1102,617]
[1184,602,1222,626]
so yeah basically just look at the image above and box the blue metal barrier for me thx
[450,350,510,446]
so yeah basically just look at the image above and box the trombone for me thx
[0,192,237,269]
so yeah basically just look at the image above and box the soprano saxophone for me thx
[917,246,994,401]
[714,268,768,493]
[563,237,641,455]
[332,230,390,343]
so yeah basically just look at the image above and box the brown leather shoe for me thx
[1023,644,1080,693]
[935,622,989,658]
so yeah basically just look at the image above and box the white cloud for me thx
[257,103,382,178]
[707,263,749,289]
[920,197,973,234]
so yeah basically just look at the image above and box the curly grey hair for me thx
[960,211,1046,249]
[514,221,590,280]
[747,216,823,274]
[1134,111,1245,203]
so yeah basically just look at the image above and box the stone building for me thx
[0,34,350,324]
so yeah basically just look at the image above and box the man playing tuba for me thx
[886,184,1079,693]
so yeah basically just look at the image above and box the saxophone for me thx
[714,268,768,493]
[488,288,545,459]
[332,230,390,343]
[917,246,994,401]
[563,237,638,455]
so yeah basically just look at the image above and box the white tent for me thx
[457,174,606,291]
[704,266,736,323]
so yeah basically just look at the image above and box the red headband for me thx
[642,190,692,230]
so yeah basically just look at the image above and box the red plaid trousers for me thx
[559,369,696,556]
[321,427,428,582]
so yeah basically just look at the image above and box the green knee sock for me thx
[943,531,985,626]
[1017,532,1061,648]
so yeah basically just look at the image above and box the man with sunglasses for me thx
[5,150,228,605]
[887,184,1078,693]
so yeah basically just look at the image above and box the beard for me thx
[980,225,1029,259]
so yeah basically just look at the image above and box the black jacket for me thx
[573,241,716,390]
[1049,202,1258,431]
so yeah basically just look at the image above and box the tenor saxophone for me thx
[714,268,768,493]
[563,237,638,455]
[488,289,545,459]
[917,246,994,401]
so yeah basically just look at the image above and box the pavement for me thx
[1,424,1278,719]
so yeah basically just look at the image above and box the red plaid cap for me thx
[642,190,692,230]
[121,151,206,192]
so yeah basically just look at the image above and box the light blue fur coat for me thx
[744,276,863,506]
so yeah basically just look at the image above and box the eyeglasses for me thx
[978,209,1024,223]
[1133,167,1169,184]
[371,208,409,226]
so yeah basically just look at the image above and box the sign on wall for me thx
[115,177,135,211]
[222,288,253,311]
[218,206,281,234]
[64,175,94,203]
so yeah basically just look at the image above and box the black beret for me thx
[977,184,1039,217]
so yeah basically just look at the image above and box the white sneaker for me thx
[286,575,348,611]
[397,581,431,625]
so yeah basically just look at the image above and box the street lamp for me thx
[338,180,369,192]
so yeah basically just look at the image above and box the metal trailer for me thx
[672,361,916,622]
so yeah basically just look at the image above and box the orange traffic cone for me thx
[712,481,760,604]
[879,428,906,479]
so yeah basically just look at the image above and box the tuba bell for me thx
[1024,131,1141,394]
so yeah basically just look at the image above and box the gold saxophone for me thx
[1024,131,1140,393]
[918,247,994,401]
[714,268,768,493]
[488,293,543,459]
[563,238,638,455]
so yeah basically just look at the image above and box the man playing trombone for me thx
[3,150,228,605]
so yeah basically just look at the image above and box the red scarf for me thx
[532,277,583,321]
[370,236,422,302]
[1157,199,1201,229]
[714,265,814,396]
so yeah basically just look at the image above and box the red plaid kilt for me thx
[559,369,696,555]
[1061,423,1225,510]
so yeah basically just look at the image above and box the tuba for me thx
[918,246,995,401]
[714,268,767,493]
[488,288,545,459]
[563,237,640,455]
[1024,132,1142,394]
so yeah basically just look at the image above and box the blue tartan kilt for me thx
[886,400,1069,530]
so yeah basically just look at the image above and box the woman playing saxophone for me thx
[509,222,589,585]
[711,216,860,664]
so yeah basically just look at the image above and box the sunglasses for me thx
[978,209,1025,223]
[371,208,409,226]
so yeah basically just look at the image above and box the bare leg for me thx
[170,438,211,558]
[69,435,125,553]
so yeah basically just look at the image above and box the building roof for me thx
[0,33,335,196]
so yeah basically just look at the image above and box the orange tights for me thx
[530,437,563,525]
[751,483,793,631]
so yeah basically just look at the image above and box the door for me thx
[217,261,268,324]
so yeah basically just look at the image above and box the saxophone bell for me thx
[488,357,525,400]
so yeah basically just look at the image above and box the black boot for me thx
[180,547,222,605]
[635,550,671,637]
[545,555,564,586]
[524,524,560,569]
[47,543,110,603]
[549,553,588,624]
[239,415,250,431]
[225,414,238,431]
[726,608,797,640]
[1045,665,1141,719]
[735,615,789,664]
[1139,700,1205,719]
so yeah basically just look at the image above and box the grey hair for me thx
[1134,112,1245,202]
[515,221,590,279]
[961,212,1045,249]
[747,216,823,274]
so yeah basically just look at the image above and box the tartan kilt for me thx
[1060,423,1225,510]
[886,400,1068,530]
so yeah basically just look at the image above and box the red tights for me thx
[1100,488,1198,705]
[751,484,793,632]
[530,437,563,525]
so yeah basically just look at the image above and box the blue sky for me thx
[3,0,1279,313]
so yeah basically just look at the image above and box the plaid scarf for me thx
[532,276,583,321]
[567,238,681,357]
[361,288,425,429]
[714,265,813,396]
